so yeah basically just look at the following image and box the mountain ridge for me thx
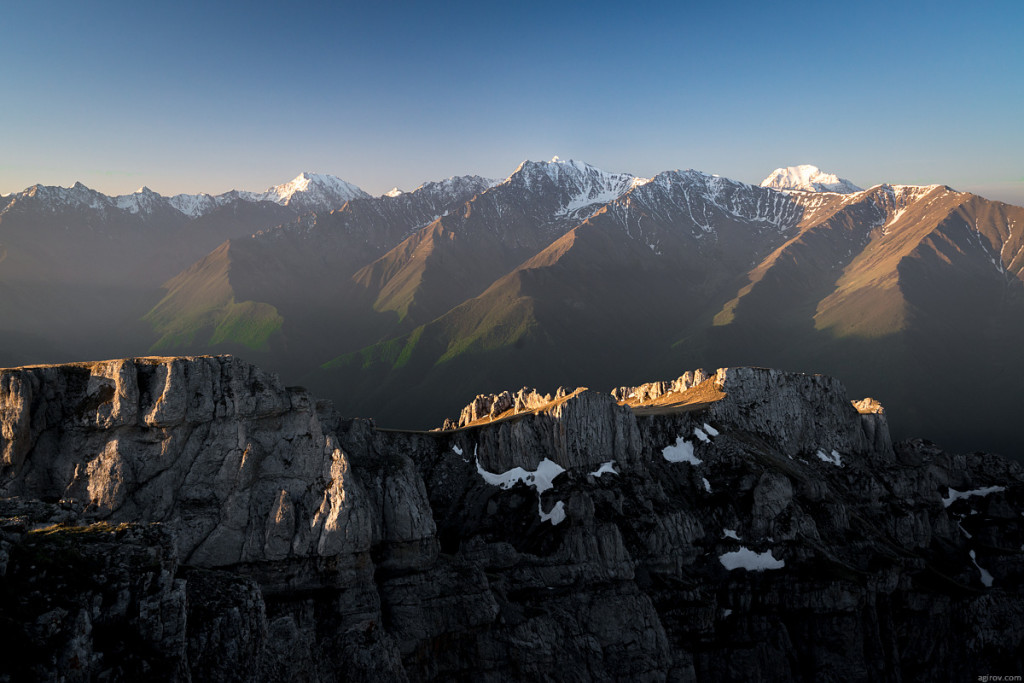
[1,171,370,220]
[3,158,1024,458]
[303,164,1024,458]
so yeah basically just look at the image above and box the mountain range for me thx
[2,159,1023,457]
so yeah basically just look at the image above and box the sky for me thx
[2,0,1023,205]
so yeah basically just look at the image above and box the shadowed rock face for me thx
[1,356,1022,681]
[0,356,388,567]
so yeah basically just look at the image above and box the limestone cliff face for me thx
[0,356,385,567]
[1,356,1022,681]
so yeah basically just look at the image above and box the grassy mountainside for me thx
[144,242,283,352]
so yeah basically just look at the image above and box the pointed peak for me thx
[760,165,862,194]
[384,187,404,198]
[278,172,316,193]
[280,171,342,189]
[489,159,646,217]
[258,172,369,206]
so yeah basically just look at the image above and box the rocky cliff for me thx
[1,356,1022,681]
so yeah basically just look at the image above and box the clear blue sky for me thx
[3,0,1022,205]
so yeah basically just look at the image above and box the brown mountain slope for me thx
[814,188,1024,337]
[709,185,1024,341]
[313,177,1024,459]
[352,216,538,325]
[0,190,292,364]
[350,160,639,327]
[711,185,909,331]
[318,171,810,426]
[142,179,496,367]
[690,185,1024,456]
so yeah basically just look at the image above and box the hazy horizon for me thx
[3,0,1022,205]
[5,159,1024,211]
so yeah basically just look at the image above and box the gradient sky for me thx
[3,0,1023,205]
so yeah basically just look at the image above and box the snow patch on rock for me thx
[719,547,785,571]
[815,449,843,467]
[662,437,701,465]
[969,549,994,587]
[476,457,567,525]
[942,485,1005,508]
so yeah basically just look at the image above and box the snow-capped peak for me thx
[11,182,109,212]
[255,172,369,207]
[760,165,862,194]
[384,187,404,198]
[167,192,220,218]
[500,158,650,217]
[266,172,317,201]
[4,172,371,220]
[114,186,166,214]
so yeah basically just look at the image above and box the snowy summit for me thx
[247,172,369,208]
[760,165,862,194]
[499,157,649,218]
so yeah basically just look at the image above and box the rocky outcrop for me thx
[0,356,409,680]
[611,368,713,403]
[0,356,375,567]
[455,387,558,427]
[1,356,1023,681]
[452,370,718,429]
[0,499,190,682]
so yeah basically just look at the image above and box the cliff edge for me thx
[1,356,1022,681]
